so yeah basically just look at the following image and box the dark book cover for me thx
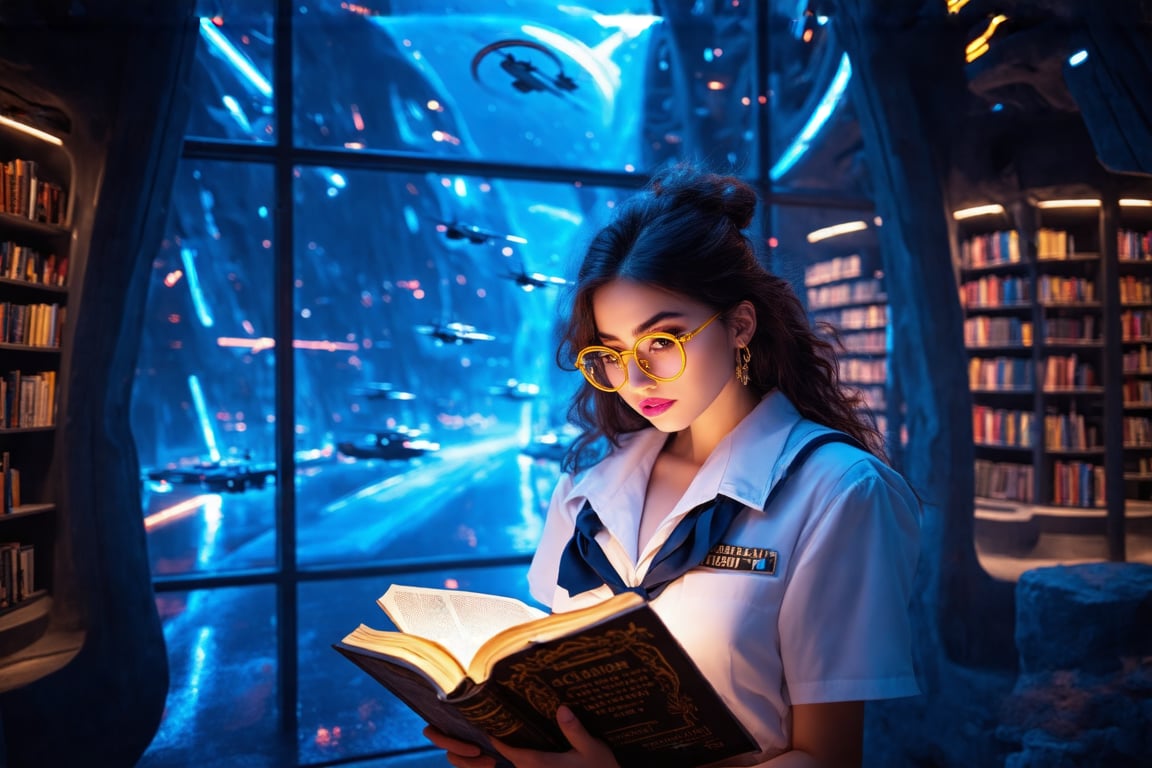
[335,600,758,768]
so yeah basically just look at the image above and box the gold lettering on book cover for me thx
[457,693,524,738]
[506,623,703,735]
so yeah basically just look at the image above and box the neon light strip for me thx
[0,114,63,146]
[216,337,359,352]
[199,17,273,98]
[181,247,215,328]
[965,15,1007,63]
[953,204,1006,220]
[143,494,219,530]
[188,374,221,463]
[1036,199,1101,209]
[806,220,867,242]
[770,53,852,181]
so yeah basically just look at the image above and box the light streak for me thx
[806,220,868,243]
[180,247,215,328]
[143,494,220,530]
[216,337,360,353]
[770,53,852,181]
[188,374,221,462]
[0,114,63,145]
[953,204,1006,220]
[199,17,273,98]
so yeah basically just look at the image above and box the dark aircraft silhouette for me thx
[498,53,578,95]
[146,457,276,494]
[434,220,526,246]
[503,265,568,291]
[415,321,496,345]
[353,382,417,401]
[471,39,579,99]
[337,430,440,460]
[488,379,541,400]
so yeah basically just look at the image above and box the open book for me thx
[335,585,757,768]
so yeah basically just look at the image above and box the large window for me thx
[131,2,869,766]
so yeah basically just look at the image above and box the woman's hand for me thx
[422,725,497,768]
[491,706,620,768]
[423,706,620,768]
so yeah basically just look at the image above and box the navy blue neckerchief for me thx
[556,428,866,600]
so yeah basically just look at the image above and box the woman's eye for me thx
[592,351,624,368]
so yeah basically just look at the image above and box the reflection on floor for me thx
[975,503,1152,582]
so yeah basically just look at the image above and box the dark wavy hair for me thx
[555,164,886,473]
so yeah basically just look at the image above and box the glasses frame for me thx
[576,311,724,392]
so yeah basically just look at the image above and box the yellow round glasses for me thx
[575,312,723,392]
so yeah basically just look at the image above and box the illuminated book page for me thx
[379,585,547,666]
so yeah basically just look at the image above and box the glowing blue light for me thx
[1068,49,1088,67]
[770,53,853,181]
[992,102,1004,112]
[258,206,268,218]
[522,24,617,106]
[199,18,273,99]
[703,48,714,62]
[180,247,215,328]
[220,95,252,133]
[188,374,221,463]
[403,204,420,234]
[328,172,346,188]
[590,12,661,37]
[454,177,468,198]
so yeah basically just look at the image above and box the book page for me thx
[379,585,546,667]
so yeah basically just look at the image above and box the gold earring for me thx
[736,346,751,386]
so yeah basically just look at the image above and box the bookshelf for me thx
[1117,203,1152,503]
[955,194,1152,526]
[803,237,900,459]
[0,115,82,690]
[955,215,1037,505]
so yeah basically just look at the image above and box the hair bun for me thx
[649,164,757,231]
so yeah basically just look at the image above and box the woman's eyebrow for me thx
[597,311,686,342]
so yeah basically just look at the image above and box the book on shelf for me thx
[334,585,757,768]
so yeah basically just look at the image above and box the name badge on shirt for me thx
[701,543,778,575]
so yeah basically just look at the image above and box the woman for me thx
[426,166,921,767]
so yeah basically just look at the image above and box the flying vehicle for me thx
[434,220,526,246]
[414,321,496,345]
[353,382,417,401]
[145,457,276,494]
[498,53,577,95]
[336,429,441,461]
[502,265,568,291]
[488,379,541,400]
[471,39,579,99]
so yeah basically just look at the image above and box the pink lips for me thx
[640,398,675,417]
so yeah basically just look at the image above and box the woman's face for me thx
[589,279,746,434]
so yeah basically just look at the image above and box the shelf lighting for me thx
[953,204,1006,220]
[806,220,868,243]
[0,113,63,146]
[1120,199,1152,207]
[1036,199,1101,209]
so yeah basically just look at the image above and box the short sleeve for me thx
[778,463,921,704]
[527,472,578,608]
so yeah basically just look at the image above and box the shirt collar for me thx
[565,391,808,522]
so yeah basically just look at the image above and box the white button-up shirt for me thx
[528,392,921,764]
